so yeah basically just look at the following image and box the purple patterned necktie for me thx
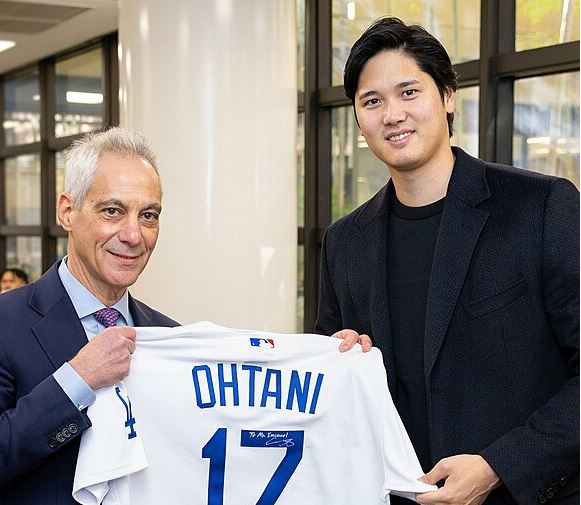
[93,307,120,328]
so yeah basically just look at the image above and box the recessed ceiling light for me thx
[66,91,103,104]
[347,1,356,20]
[0,40,16,54]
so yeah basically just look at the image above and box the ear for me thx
[57,193,75,231]
[444,88,456,114]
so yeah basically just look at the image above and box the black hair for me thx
[1,268,28,284]
[344,17,458,137]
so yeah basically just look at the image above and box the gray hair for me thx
[64,127,160,207]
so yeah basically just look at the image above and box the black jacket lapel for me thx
[424,148,491,378]
[349,183,397,393]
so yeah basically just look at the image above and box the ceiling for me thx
[0,0,118,74]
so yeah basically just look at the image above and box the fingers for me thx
[114,326,137,353]
[415,459,452,504]
[358,334,372,352]
[416,455,500,505]
[69,326,138,390]
[101,326,137,353]
[335,329,358,352]
[415,490,441,504]
[333,329,373,352]
[420,458,450,485]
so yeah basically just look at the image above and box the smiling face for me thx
[57,153,162,305]
[354,49,455,177]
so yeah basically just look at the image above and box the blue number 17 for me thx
[202,428,305,505]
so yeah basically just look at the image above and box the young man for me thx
[316,17,579,505]
[0,128,179,505]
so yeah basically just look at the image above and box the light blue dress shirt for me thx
[53,258,134,410]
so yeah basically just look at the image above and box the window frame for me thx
[0,34,119,274]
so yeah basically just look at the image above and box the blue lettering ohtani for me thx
[191,363,325,414]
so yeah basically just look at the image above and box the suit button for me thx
[48,439,58,448]
[55,432,65,443]
[68,423,78,434]
[62,428,71,438]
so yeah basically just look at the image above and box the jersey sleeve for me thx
[72,382,148,505]
[379,380,436,502]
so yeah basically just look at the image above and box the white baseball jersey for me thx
[73,321,435,505]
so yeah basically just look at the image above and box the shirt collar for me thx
[58,257,131,323]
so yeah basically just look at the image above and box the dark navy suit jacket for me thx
[0,261,179,505]
[316,148,579,505]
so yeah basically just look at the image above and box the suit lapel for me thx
[348,184,397,394]
[424,149,491,378]
[129,295,153,326]
[30,263,88,370]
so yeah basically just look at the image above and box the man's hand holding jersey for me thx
[332,328,372,352]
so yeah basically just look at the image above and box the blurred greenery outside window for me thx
[331,0,481,86]
[516,0,579,51]
[514,72,579,188]
[297,244,305,331]
[452,86,479,158]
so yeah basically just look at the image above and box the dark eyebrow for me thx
[358,79,421,100]
[358,90,378,100]
[144,203,162,213]
[95,199,162,213]
[397,79,420,88]
[96,198,127,210]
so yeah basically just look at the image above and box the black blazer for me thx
[316,148,579,505]
[0,261,179,505]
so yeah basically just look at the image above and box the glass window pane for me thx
[3,69,40,146]
[452,86,479,157]
[331,106,387,221]
[56,150,66,197]
[6,236,42,282]
[513,72,579,188]
[332,0,481,86]
[516,0,580,51]
[297,112,305,227]
[57,237,68,260]
[297,244,304,332]
[55,47,104,137]
[4,154,41,225]
[55,150,67,224]
[297,0,305,92]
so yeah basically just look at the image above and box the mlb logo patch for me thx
[250,337,275,348]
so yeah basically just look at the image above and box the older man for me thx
[0,128,178,505]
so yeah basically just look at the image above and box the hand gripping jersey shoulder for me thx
[73,321,435,505]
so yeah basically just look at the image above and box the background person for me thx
[0,268,28,292]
